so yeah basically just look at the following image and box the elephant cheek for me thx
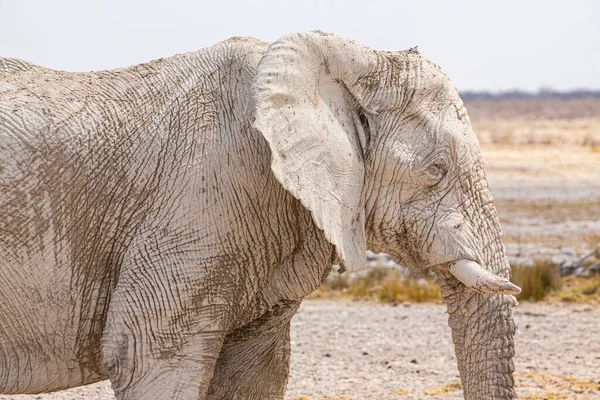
[428,223,479,267]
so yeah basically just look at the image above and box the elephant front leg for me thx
[206,300,301,400]
[100,254,229,399]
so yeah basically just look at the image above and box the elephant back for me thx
[0,57,43,73]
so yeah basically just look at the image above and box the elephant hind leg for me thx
[100,248,229,400]
[207,300,301,400]
[102,323,224,400]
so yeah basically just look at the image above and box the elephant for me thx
[0,32,521,399]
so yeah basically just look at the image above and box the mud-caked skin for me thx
[0,32,517,399]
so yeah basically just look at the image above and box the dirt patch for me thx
[285,301,600,399]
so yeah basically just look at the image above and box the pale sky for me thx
[0,0,598,91]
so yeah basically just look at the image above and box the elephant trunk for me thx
[439,271,516,399]
[439,178,517,399]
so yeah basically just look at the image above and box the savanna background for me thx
[0,0,599,399]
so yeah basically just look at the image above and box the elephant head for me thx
[252,32,519,399]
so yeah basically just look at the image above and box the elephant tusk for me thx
[448,259,522,295]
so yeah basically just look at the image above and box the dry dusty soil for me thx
[474,117,600,261]
[2,300,599,400]
[483,143,600,261]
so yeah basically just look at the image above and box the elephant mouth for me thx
[440,259,521,295]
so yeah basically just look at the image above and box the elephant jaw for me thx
[446,259,521,295]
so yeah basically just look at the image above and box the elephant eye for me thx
[425,163,446,186]
[357,109,371,152]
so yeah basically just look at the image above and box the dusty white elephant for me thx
[0,32,520,399]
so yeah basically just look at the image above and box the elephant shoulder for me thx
[176,36,270,81]
[216,36,270,64]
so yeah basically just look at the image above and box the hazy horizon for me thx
[1,0,598,92]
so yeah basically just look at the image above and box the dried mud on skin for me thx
[2,301,599,400]
[2,102,599,399]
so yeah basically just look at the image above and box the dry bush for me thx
[512,261,600,304]
[511,261,561,301]
[376,273,441,303]
[548,275,600,304]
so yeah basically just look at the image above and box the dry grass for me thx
[376,274,442,303]
[424,381,463,396]
[515,373,600,399]
[307,268,442,303]
[511,261,561,301]
[511,260,600,304]
[321,397,355,400]
[291,397,355,400]
[547,275,600,304]
[291,374,600,399]
[310,262,600,305]
[472,118,600,148]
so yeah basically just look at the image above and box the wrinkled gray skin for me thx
[0,32,517,399]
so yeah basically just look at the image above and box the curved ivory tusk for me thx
[449,259,522,295]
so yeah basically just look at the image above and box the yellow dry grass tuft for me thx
[307,268,442,303]
[516,373,600,398]
[377,275,442,303]
[424,381,463,396]
[519,393,568,400]
[511,261,561,301]
[512,261,600,304]
[547,275,600,304]
[321,397,355,400]
[291,395,356,400]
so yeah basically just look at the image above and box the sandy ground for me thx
[285,301,600,399]
[3,300,599,400]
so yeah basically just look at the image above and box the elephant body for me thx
[0,33,518,399]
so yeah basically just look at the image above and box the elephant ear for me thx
[252,32,372,272]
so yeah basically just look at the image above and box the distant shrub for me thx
[376,273,441,303]
[511,261,561,301]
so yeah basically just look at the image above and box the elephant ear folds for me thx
[251,33,367,272]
